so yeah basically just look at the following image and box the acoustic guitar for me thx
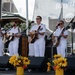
[3,32,21,43]
[29,26,42,43]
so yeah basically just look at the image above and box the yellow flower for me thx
[53,59,59,65]
[18,60,21,63]
[9,55,30,67]
[53,54,67,69]
[47,62,51,72]
[47,62,50,66]
[16,62,20,66]
[54,54,62,59]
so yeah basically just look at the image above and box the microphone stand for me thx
[49,27,58,60]
[70,16,75,55]
[71,25,74,55]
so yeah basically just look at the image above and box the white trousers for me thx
[34,38,45,57]
[28,43,34,56]
[0,38,4,56]
[57,41,67,57]
[8,39,19,56]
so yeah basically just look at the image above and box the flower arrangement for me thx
[9,55,30,68]
[47,62,51,72]
[52,54,67,70]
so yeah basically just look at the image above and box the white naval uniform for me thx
[0,35,4,56]
[54,27,68,57]
[28,26,35,57]
[28,36,34,56]
[0,28,5,56]
[30,23,46,57]
[8,27,21,56]
[28,43,34,56]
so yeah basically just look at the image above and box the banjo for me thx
[53,27,69,47]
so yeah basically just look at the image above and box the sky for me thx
[12,0,75,32]
[13,0,35,20]
[12,0,75,20]
[32,0,75,32]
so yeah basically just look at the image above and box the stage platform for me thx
[0,70,75,75]
[0,56,75,75]
[0,70,54,75]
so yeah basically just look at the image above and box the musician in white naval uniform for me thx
[30,16,46,57]
[0,28,5,56]
[8,22,21,56]
[53,20,68,57]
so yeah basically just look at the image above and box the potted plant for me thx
[52,54,67,75]
[9,55,30,75]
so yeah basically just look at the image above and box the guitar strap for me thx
[58,27,66,40]
[61,27,65,34]
[18,27,21,40]
[18,27,21,33]
[58,27,65,36]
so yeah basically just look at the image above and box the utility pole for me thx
[0,0,2,19]
[26,0,28,35]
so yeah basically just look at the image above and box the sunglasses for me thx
[59,23,63,25]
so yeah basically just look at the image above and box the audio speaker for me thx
[0,56,14,70]
[28,57,49,71]
[0,56,10,66]
[67,56,75,70]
